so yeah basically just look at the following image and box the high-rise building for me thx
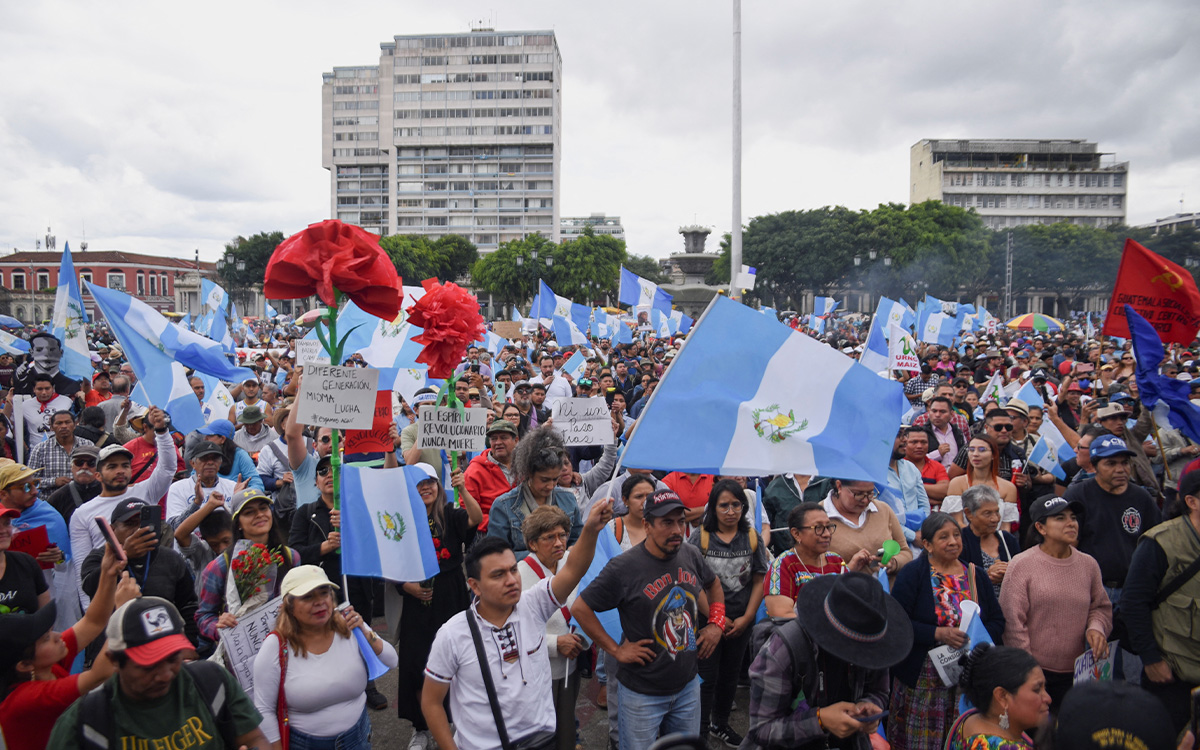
[322,29,561,250]
[910,139,1128,230]
[560,213,625,242]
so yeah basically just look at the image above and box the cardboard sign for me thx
[551,398,614,447]
[343,391,395,454]
[1073,643,1118,684]
[218,597,283,693]
[416,405,488,452]
[10,525,51,569]
[295,364,380,429]
[492,321,522,339]
[295,339,331,367]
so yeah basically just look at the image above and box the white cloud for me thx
[0,0,1195,263]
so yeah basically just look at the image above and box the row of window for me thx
[397,145,552,158]
[333,101,379,110]
[395,214,553,227]
[393,107,552,120]
[943,172,1125,188]
[332,69,378,79]
[336,166,388,176]
[391,198,555,210]
[396,180,552,192]
[393,88,552,102]
[394,125,553,137]
[8,270,167,295]
[394,53,555,67]
[393,35,554,49]
[333,85,378,95]
[395,162,552,174]
[982,216,1122,229]
[333,116,379,127]
[337,196,390,206]
[332,148,383,157]
[333,132,379,141]
[394,71,553,85]
[945,194,1124,210]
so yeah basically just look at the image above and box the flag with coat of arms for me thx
[340,464,441,582]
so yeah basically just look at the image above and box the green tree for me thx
[861,201,993,301]
[1127,225,1200,284]
[379,233,479,284]
[741,206,865,308]
[546,226,626,303]
[624,253,668,285]
[988,223,1124,309]
[471,233,559,305]
[220,231,284,311]
[431,234,479,281]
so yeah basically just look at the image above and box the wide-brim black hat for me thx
[0,601,57,672]
[795,572,913,671]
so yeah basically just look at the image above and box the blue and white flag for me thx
[200,278,231,313]
[590,308,611,339]
[919,312,959,347]
[265,301,279,319]
[510,306,523,323]
[1028,436,1067,480]
[677,312,694,335]
[87,285,213,433]
[86,283,255,384]
[552,315,589,347]
[577,525,624,643]
[51,243,93,381]
[859,320,889,375]
[618,266,672,313]
[562,350,587,380]
[206,307,234,352]
[649,308,672,338]
[340,464,441,582]
[570,302,591,335]
[732,264,757,290]
[0,329,29,357]
[230,302,245,334]
[1085,313,1096,341]
[611,320,633,346]
[813,296,839,317]
[811,315,827,335]
[180,313,192,332]
[1127,304,1200,445]
[534,280,573,320]
[622,296,905,481]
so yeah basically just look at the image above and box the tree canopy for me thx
[378,233,478,285]
[472,227,627,306]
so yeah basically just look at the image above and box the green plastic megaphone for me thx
[879,539,902,565]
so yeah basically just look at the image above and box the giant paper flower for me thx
[406,278,486,379]
[264,220,402,321]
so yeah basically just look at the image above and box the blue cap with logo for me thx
[1089,434,1135,461]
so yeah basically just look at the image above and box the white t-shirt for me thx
[19,394,73,448]
[253,630,399,743]
[425,578,562,750]
[540,373,573,411]
[164,476,237,528]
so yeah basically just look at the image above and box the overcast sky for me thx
[1,0,1196,264]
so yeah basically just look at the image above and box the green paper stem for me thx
[322,290,344,541]
[436,374,464,474]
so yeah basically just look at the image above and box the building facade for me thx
[0,250,215,323]
[560,214,625,242]
[1137,212,1200,235]
[321,29,562,251]
[910,139,1128,230]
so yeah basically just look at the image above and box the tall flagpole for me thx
[730,0,743,302]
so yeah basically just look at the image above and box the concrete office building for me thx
[1138,212,1200,235]
[560,214,625,242]
[910,139,1128,230]
[322,29,562,250]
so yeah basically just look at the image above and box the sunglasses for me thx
[317,466,332,477]
[319,436,333,444]
[73,458,97,467]
[989,424,1014,431]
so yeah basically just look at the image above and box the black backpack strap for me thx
[78,680,117,750]
[1153,553,1200,609]
[183,661,240,750]
[466,609,513,750]
[775,619,821,706]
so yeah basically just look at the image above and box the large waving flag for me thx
[51,243,93,381]
[611,320,634,346]
[340,464,440,582]
[618,266,673,313]
[534,280,573,320]
[1127,304,1200,444]
[1104,239,1200,344]
[570,302,591,335]
[551,315,589,347]
[919,311,959,346]
[622,296,905,482]
[649,308,672,338]
[88,285,211,433]
[0,330,30,357]
[201,278,231,313]
[813,296,840,317]
[86,283,255,383]
[562,350,587,380]
[206,307,234,352]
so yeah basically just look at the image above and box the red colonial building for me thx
[0,250,216,323]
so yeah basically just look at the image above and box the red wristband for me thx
[708,602,726,630]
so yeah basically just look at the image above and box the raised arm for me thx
[551,497,613,605]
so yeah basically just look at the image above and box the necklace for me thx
[796,550,825,578]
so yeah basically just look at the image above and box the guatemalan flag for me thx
[51,244,93,381]
[611,320,633,346]
[813,296,839,317]
[622,296,905,482]
[562,350,587,380]
[201,278,231,313]
[265,301,279,319]
[919,311,959,346]
[552,315,589,346]
[618,266,673,313]
[534,280,573,320]
[340,464,441,582]
[0,329,30,357]
[1028,436,1067,480]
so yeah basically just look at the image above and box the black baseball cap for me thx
[105,597,193,666]
[1052,681,1175,750]
[643,489,685,518]
[1028,496,1084,525]
[111,499,150,525]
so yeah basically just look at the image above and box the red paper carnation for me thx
[406,278,486,379]
[264,220,402,321]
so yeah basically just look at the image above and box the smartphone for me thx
[95,516,127,564]
[1077,363,1095,374]
[858,710,889,723]
[139,505,163,538]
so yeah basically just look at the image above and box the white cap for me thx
[412,463,438,482]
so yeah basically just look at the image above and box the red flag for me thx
[1104,239,1200,345]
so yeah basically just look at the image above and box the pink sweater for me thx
[999,545,1113,673]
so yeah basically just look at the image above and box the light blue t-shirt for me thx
[293,453,317,508]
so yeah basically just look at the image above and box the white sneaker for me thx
[408,730,432,750]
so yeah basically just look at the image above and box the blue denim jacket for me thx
[486,484,583,560]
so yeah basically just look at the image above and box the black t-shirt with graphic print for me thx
[1066,478,1162,587]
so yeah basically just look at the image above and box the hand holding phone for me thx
[95,517,127,564]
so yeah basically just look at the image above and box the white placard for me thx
[1073,643,1118,684]
[416,405,489,452]
[295,364,380,429]
[551,397,614,447]
[295,339,330,367]
[218,596,283,693]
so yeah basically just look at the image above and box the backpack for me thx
[78,660,238,750]
[749,617,821,709]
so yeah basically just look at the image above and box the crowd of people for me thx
[0,312,1197,750]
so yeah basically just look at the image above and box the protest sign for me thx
[417,405,488,452]
[343,390,395,454]
[552,398,614,447]
[492,321,522,339]
[218,596,283,693]
[10,526,51,569]
[295,339,331,367]
[1073,643,1118,684]
[295,364,379,429]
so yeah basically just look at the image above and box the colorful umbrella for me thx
[1004,313,1066,332]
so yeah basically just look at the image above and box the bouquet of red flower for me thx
[230,543,285,604]
[406,278,486,379]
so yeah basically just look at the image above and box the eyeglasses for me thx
[845,488,876,502]
[317,466,331,477]
[716,502,744,513]
[319,436,333,444]
[73,458,96,467]
[989,424,1014,432]
[799,523,838,535]
[966,446,991,453]
[536,532,568,544]
[9,482,35,493]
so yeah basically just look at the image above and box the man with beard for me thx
[67,407,176,608]
[573,490,725,747]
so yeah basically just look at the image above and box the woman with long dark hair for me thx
[687,478,769,747]
[944,435,1019,531]
[947,643,1049,749]
[196,488,299,649]
[394,463,481,750]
